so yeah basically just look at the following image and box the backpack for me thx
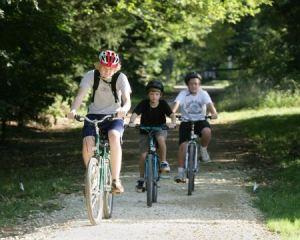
[92,69,122,105]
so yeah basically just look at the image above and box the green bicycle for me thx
[75,114,114,225]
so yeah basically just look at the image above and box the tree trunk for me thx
[1,119,6,142]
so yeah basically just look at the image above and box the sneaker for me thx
[200,146,211,162]
[160,161,170,173]
[112,179,124,194]
[135,178,145,193]
[174,174,186,183]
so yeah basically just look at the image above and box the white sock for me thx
[178,167,184,174]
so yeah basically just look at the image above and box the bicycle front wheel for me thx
[187,144,196,196]
[146,154,153,207]
[85,157,103,225]
[152,154,159,203]
[103,161,113,219]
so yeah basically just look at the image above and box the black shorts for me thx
[179,120,211,145]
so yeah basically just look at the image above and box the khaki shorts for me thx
[139,130,168,153]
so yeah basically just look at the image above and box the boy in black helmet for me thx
[129,80,176,192]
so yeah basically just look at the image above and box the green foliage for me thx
[0,0,272,125]
[255,161,300,240]
[237,114,300,164]
[0,125,83,227]
[217,78,300,111]
[228,111,300,239]
[0,0,78,125]
[228,0,300,88]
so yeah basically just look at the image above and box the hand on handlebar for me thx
[67,110,76,120]
[211,113,218,119]
[128,122,136,128]
[167,123,176,129]
[116,107,127,118]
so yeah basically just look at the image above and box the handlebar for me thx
[127,124,170,131]
[74,114,116,124]
[175,115,212,122]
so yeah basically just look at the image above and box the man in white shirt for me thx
[172,72,217,183]
[68,50,131,193]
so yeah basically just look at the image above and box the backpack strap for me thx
[111,71,121,104]
[92,69,100,103]
[92,70,122,104]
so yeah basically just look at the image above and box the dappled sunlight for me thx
[218,107,300,124]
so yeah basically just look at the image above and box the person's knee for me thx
[108,130,121,144]
[157,136,166,146]
[179,142,186,151]
[140,152,147,159]
[83,136,95,155]
[201,127,211,137]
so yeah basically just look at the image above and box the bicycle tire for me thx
[152,155,159,203]
[187,144,196,196]
[85,157,103,225]
[146,154,153,207]
[103,161,113,219]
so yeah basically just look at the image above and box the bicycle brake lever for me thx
[74,115,84,122]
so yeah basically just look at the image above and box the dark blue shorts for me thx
[83,114,124,138]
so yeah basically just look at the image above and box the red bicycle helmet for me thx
[99,50,120,68]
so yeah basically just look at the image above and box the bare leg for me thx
[82,136,95,167]
[156,136,167,162]
[139,152,147,178]
[177,142,187,168]
[200,127,211,147]
[108,130,122,180]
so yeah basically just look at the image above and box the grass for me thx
[220,108,300,239]
[203,79,231,88]
[216,80,300,112]
[0,125,84,227]
[256,161,300,240]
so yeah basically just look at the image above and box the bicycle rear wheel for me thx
[146,154,153,207]
[85,157,103,225]
[103,161,113,219]
[187,144,196,196]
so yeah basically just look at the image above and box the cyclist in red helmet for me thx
[68,50,132,194]
[129,80,176,192]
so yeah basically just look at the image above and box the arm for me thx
[207,102,218,119]
[169,113,176,124]
[129,112,138,126]
[172,101,180,114]
[67,87,89,119]
[117,91,131,118]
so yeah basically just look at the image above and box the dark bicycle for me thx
[133,125,169,207]
[177,116,211,195]
[75,114,114,225]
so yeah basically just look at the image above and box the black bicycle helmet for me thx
[146,80,164,92]
[184,72,202,85]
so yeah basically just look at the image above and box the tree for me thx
[0,0,272,131]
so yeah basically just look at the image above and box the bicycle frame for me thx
[139,125,167,207]
[75,114,114,223]
[93,122,110,192]
[142,127,160,182]
[185,122,199,172]
[178,116,212,195]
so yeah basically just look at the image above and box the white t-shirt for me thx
[80,70,132,114]
[175,89,212,121]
